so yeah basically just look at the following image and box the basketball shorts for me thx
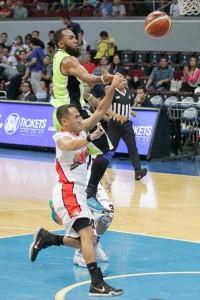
[52,183,95,238]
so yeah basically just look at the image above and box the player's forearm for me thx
[82,73,107,85]
[58,137,89,151]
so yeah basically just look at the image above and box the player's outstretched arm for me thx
[61,56,113,85]
[82,73,126,132]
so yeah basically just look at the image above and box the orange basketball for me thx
[144,11,172,38]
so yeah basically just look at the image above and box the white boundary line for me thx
[55,271,200,300]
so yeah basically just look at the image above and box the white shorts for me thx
[52,183,95,238]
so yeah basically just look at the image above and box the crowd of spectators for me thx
[0,9,200,103]
[0,0,183,19]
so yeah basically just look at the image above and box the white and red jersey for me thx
[53,130,91,194]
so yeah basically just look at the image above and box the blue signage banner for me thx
[0,102,159,155]
[0,102,55,147]
[115,109,159,155]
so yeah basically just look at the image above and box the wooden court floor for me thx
[1,151,200,299]
[1,154,200,242]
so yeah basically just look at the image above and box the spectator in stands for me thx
[31,30,45,50]
[41,54,52,89]
[16,49,30,80]
[112,0,126,16]
[169,0,180,17]
[94,31,115,62]
[146,57,173,91]
[46,0,60,10]
[181,56,200,94]
[67,0,83,11]
[79,29,88,59]
[17,80,37,101]
[0,49,7,64]
[46,41,56,63]
[46,81,54,102]
[3,46,18,67]
[0,63,22,99]
[45,30,55,53]
[27,37,44,94]
[12,0,28,18]
[10,35,28,56]
[109,54,125,75]
[33,0,60,10]
[78,0,95,15]
[62,15,83,47]
[0,0,13,18]
[81,52,96,74]
[133,86,153,107]
[0,43,4,55]
[36,80,48,102]
[92,55,109,98]
[0,32,10,47]
[99,0,113,16]
[24,33,32,47]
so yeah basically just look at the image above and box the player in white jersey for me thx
[49,156,114,267]
[29,73,125,297]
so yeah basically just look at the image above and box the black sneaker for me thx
[89,280,123,297]
[29,227,50,262]
[135,168,147,180]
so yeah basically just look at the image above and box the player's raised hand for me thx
[102,64,113,83]
[111,73,126,88]
[90,123,105,141]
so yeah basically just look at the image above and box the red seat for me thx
[81,7,94,17]
[56,8,67,18]
[46,10,56,17]
[130,69,144,79]
[33,9,46,17]
[69,8,80,17]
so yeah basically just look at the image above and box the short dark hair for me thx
[1,32,8,37]
[100,31,108,37]
[56,104,77,125]
[30,37,39,46]
[48,30,55,35]
[137,86,147,93]
[47,41,55,49]
[63,14,71,21]
[32,30,39,36]
[54,28,66,48]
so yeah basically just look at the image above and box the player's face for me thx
[65,107,83,134]
[59,30,80,57]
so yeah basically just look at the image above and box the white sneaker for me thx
[73,249,87,268]
[95,243,108,262]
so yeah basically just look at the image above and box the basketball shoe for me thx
[87,196,112,213]
[89,267,123,297]
[135,168,147,180]
[49,200,62,225]
[73,243,108,267]
[29,227,50,262]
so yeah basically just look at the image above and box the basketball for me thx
[144,11,172,38]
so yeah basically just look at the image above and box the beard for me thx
[64,44,81,57]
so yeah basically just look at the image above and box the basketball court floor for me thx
[0,148,200,300]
